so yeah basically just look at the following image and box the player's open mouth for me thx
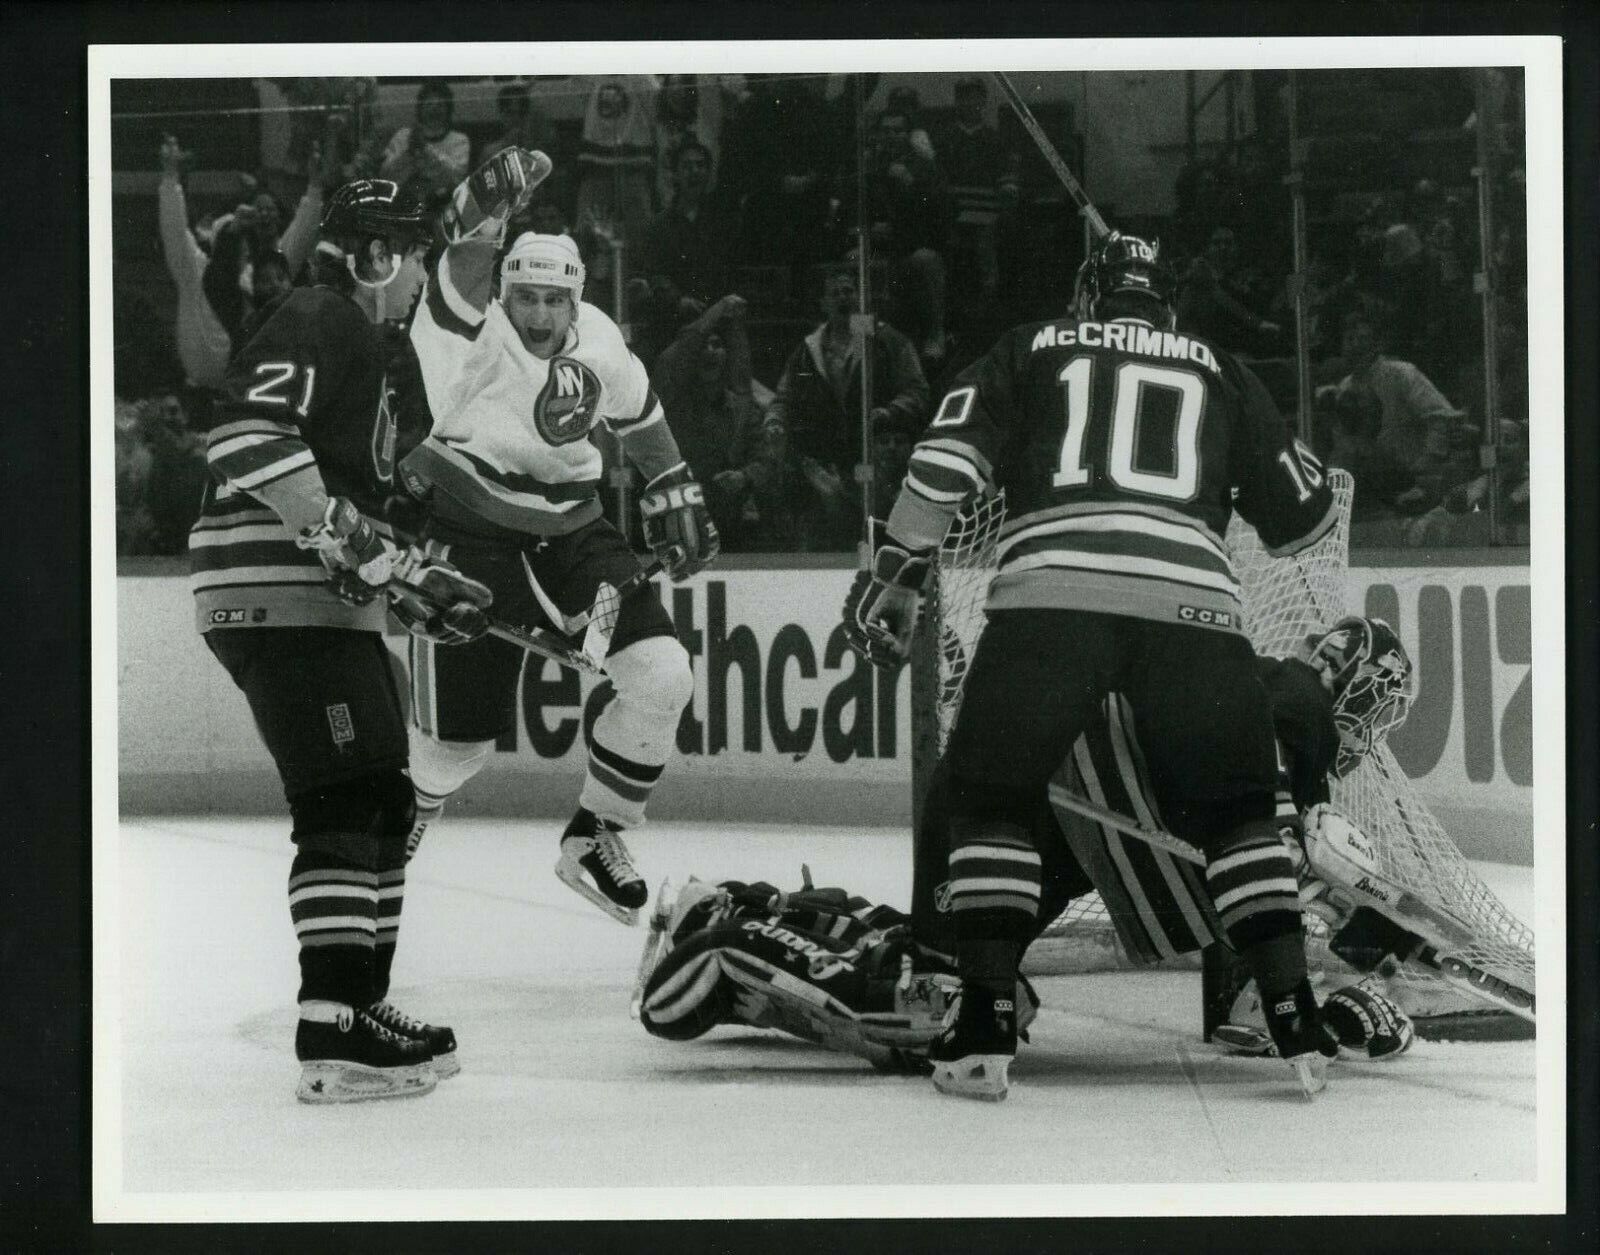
[525,329,553,343]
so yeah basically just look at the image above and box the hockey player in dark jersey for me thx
[188,178,497,1103]
[634,617,1418,1073]
[842,233,1343,1100]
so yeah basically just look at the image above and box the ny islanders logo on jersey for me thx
[533,357,603,447]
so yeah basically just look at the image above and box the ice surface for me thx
[111,818,1537,1202]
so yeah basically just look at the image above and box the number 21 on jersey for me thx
[1053,356,1204,500]
[246,361,317,416]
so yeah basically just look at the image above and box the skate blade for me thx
[1289,1053,1329,1099]
[296,1060,437,1104]
[931,1054,1011,1102]
[555,860,641,926]
[431,1049,461,1080]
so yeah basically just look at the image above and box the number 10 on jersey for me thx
[1053,357,1205,501]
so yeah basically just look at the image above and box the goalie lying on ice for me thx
[636,616,1423,1070]
[636,875,1036,1073]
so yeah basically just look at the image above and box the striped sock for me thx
[578,738,665,829]
[947,826,1042,945]
[371,866,406,1002]
[288,851,379,1005]
[1206,822,1307,994]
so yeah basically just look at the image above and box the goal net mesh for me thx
[920,470,1535,1022]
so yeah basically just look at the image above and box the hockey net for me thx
[913,470,1535,1028]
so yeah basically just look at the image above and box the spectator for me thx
[869,405,920,522]
[859,108,955,363]
[653,75,733,210]
[1177,226,1282,355]
[137,394,210,553]
[625,273,693,369]
[883,85,937,164]
[476,81,556,166]
[1321,386,1433,528]
[380,81,471,210]
[576,75,658,250]
[1414,210,1477,389]
[766,266,929,551]
[930,77,1020,316]
[640,140,731,302]
[157,135,237,391]
[115,398,157,554]
[719,73,836,273]
[1403,420,1529,547]
[237,250,295,346]
[653,294,778,550]
[1327,306,1475,494]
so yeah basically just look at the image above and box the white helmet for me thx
[501,232,585,306]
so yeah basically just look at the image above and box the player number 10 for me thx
[1053,357,1205,500]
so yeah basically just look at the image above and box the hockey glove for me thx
[1323,977,1415,1059]
[442,146,552,245]
[639,463,720,581]
[842,542,931,667]
[298,497,394,606]
[389,546,494,645]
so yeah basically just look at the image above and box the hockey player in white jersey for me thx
[398,148,717,923]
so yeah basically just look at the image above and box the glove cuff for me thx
[871,542,932,590]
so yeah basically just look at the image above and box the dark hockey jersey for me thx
[894,316,1338,634]
[188,284,402,633]
[1258,653,1340,827]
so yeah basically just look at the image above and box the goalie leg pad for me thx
[639,931,735,1040]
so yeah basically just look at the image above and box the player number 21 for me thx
[1053,357,1205,500]
[246,361,317,417]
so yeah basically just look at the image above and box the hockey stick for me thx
[991,72,1113,241]
[389,555,668,678]
[1046,782,1205,865]
[1045,783,1536,1022]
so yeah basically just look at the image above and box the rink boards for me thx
[114,556,1535,863]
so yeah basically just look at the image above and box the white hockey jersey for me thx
[403,245,677,537]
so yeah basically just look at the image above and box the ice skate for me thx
[1263,979,1340,1099]
[928,985,1018,1102]
[556,807,647,925]
[367,998,460,1079]
[294,1001,436,1104]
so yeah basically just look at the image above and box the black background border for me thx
[1,2,1594,1251]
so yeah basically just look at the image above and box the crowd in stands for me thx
[115,72,1529,558]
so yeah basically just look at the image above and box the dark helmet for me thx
[1075,232,1177,325]
[320,178,428,247]
[1305,615,1417,777]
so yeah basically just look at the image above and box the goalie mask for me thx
[1075,233,1177,327]
[1306,616,1417,777]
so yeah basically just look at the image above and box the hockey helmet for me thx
[320,178,428,246]
[318,178,428,289]
[1306,616,1417,777]
[501,231,585,307]
[1076,232,1177,326]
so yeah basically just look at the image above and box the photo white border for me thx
[91,34,1566,1223]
